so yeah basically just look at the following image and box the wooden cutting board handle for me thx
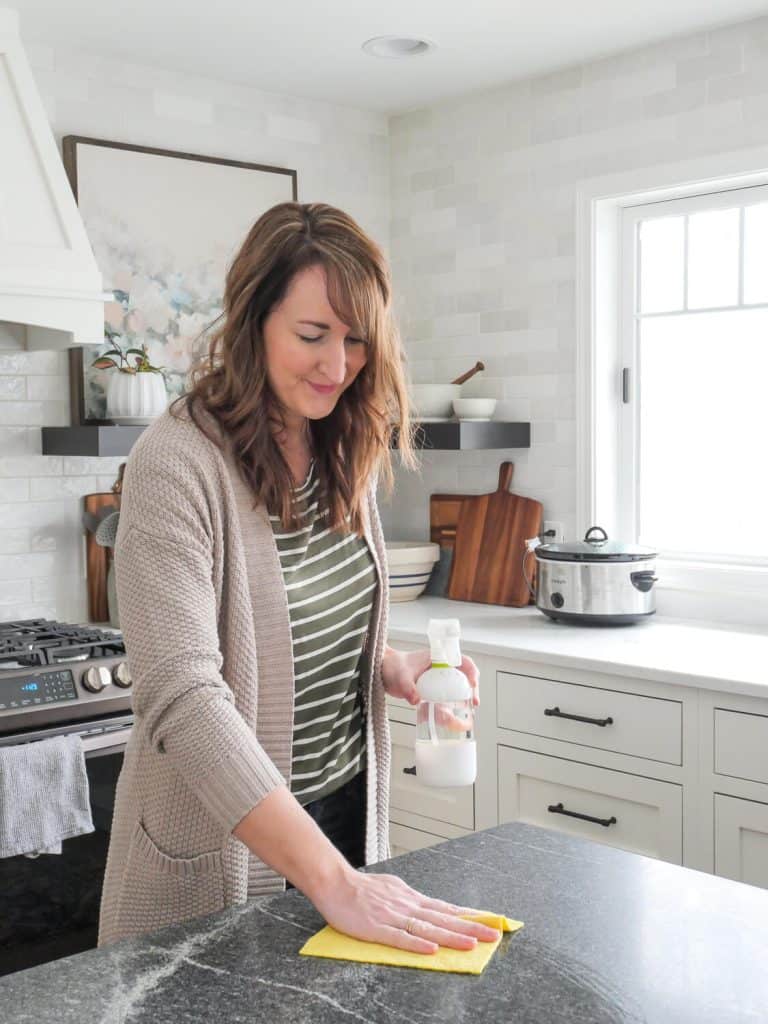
[497,461,514,492]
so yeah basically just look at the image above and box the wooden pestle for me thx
[451,361,485,386]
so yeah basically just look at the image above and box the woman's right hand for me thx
[309,864,501,954]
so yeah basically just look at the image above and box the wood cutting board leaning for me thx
[426,462,543,607]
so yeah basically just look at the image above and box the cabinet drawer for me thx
[390,721,474,830]
[498,745,682,863]
[715,794,768,889]
[497,671,682,765]
[389,823,449,858]
[714,710,768,785]
[386,693,416,726]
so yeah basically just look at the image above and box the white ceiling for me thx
[11,0,768,114]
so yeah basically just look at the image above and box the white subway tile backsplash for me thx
[62,457,125,477]
[0,529,30,555]
[0,579,32,606]
[266,113,321,145]
[1,479,30,502]
[0,501,75,530]
[676,47,744,85]
[707,67,768,105]
[0,427,41,456]
[154,91,214,124]
[0,457,64,477]
[0,377,25,400]
[31,531,57,552]
[25,376,69,401]
[30,477,101,500]
[0,552,58,580]
[0,351,65,375]
[643,81,707,118]
[0,402,45,426]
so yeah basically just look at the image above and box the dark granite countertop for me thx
[3,822,767,1023]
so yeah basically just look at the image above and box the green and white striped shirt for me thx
[271,460,376,805]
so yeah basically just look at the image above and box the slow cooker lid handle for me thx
[584,525,609,545]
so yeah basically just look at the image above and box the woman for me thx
[98,201,499,955]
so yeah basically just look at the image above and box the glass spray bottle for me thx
[414,618,477,787]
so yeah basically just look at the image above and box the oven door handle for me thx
[81,728,132,756]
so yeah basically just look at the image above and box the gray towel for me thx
[0,734,94,859]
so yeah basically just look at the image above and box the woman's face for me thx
[262,264,369,436]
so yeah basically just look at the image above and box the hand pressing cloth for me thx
[300,912,524,975]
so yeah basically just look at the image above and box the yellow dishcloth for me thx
[299,912,524,975]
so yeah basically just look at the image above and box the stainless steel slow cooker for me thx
[534,526,657,625]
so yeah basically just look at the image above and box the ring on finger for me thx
[404,916,420,936]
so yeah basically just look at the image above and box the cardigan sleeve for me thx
[114,436,285,833]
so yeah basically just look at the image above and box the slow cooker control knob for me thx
[82,666,111,693]
[112,662,132,688]
[551,592,565,609]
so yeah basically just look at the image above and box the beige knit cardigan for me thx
[97,405,391,948]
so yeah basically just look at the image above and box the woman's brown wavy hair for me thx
[173,201,417,535]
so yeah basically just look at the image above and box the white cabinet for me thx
[498,745,683,863]
[389,720,475,830]
[389,822,468,858]
[714,710,768,786]
[385,627,768,889]
[497,671,682,765]
[714,795,768,888]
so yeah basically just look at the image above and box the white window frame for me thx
[576,145,768,614]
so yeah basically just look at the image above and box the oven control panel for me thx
[0,669,77,710]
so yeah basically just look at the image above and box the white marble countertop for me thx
[387,597,768,699]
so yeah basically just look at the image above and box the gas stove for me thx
[0,619,133,743]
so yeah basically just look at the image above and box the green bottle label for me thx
[431,661,450,668]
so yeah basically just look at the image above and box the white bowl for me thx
[452,397,497,421]
[385,541,440,602]
[410,384,462,419]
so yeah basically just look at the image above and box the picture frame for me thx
[62,135,298,424]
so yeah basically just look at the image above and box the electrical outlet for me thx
[543,521,564,543]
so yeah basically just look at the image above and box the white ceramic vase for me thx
[106,371,168,423]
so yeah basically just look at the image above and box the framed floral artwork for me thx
[62,136,297,423]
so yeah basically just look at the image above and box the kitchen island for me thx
[2,822,766,1023]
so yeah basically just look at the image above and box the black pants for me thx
[286,771,366,888]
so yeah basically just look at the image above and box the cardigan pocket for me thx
[115,820,225,939]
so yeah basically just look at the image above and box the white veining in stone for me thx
[251,902,315,933]
[96,905,250,1024]
[247,975,378,1023]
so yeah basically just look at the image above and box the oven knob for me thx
[82,666,111,693]
[551,592,565,609]
[112,662,132,688]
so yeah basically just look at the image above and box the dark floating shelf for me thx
[42,425,147,457]
[42,420,531,457]
[411,420,530,451]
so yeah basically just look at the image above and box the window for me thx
[619,186,768,568]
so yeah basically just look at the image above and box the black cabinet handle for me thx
[547,801,617,828]
[403,765,417,775]
[544,705,614,727]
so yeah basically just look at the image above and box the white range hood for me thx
[0,6,105,349]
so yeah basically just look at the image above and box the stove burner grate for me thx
[0,619,125,670]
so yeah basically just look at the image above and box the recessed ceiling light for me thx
[362,36,435,59]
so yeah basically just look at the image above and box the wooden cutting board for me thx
[83,464,125,622]
[423,493,464,597]
[446,462,543,607]
[84,492,121,622]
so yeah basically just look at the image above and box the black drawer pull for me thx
[547,801,617,828]
[544,705,614,727]
[403,765,417,775]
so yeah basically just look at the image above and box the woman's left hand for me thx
[380,647,480,707]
